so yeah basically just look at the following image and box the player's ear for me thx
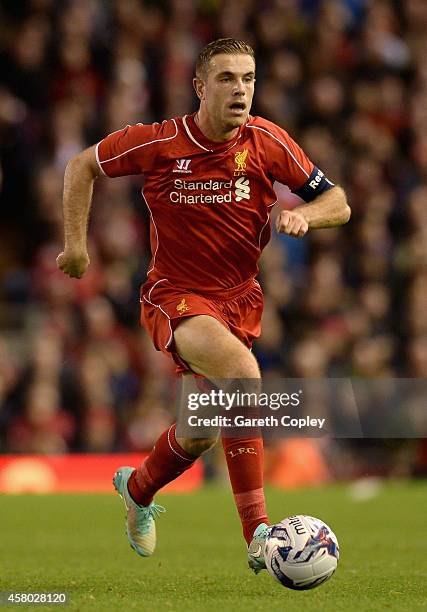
[193,77,205,101]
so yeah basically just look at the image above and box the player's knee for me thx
[221,349,260,379]
[227,358,260,379]
[205,352,260,380]
[176,436,218,456]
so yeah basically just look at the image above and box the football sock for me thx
[222,435,269,545]
[128,423,196,506]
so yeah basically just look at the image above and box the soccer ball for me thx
[264,515,339,590]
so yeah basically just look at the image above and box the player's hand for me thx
[56,249,90,278]
[276,210,309,238]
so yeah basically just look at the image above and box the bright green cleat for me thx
[248,523,271,574]
[113,466,165,557]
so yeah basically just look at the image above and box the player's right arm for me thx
[56,145,101,278]
[56,120,173,278]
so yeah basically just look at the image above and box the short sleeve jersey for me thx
[97,114,333,292]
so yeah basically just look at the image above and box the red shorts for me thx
[140,277,264,374]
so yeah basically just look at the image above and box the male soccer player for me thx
[57,38,350,573]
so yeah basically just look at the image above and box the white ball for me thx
[264,515,340,590]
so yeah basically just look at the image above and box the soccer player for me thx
[57,38,350,573]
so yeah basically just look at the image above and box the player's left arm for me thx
[254,118,350,238]
[276,185,350,238]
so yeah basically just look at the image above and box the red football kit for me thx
[97,113,333,371]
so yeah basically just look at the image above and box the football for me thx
[264,515,339,590]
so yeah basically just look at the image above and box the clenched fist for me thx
[276,210,309,238]
[56,249,90,278]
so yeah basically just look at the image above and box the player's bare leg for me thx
[174,315,270,572]
[173,315,260,380]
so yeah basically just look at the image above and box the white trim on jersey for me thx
[140,193,174,350]
[98,119,179,166]
[95,142,107,176]
[183,115,245,154]
[258,213,271,250]
[257,200,276,250]
[182,115,212,152]
[141,191,159,276]
[247,125,310,178]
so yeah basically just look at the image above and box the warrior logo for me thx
[173,159,192,174]
[234,149,249,175]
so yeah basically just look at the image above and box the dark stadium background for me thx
[0,0,426,484]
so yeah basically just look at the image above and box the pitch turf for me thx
[1,482,426,611]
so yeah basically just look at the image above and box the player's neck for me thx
[194,110,239,142]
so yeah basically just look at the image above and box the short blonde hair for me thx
[196,38,255,79]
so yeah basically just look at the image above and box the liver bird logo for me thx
[176,298,190,315]
[234,149,249,175]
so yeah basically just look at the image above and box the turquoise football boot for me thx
[248,523,271,573]
[113,466,165,557]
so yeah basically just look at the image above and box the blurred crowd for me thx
[0,0,426,477]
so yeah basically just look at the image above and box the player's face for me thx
[198,54,255,134]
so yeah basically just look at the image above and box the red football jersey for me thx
[96,114,332,292]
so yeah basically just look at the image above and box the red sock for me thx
[222,436,269,544]
[128,424,196,506]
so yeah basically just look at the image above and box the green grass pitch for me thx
[1,482,426,611]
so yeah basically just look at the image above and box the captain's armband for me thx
[294,166,334,202]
